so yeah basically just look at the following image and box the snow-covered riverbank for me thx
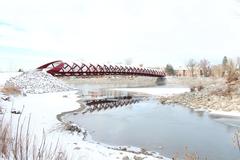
[113,77,240,118]
[0,72,170,160]
[158,77,240,117]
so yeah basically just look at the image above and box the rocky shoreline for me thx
[159,77,240,112]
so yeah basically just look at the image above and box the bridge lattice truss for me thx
[37,60,165,77]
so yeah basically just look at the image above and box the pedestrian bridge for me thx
[37,60,166,78]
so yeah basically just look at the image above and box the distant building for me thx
[175,66,188,76]
[175,66,203,77]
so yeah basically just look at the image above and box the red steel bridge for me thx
[37,60,166,78]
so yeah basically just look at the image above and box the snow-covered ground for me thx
[0,72,21,86]
[209,110,240,117]
[113,87,190,96]
[0,72,171,160]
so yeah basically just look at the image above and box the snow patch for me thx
[209,110,240,118]
[4,71,72,94]
[113,87,190,96]
[0,72,21,86]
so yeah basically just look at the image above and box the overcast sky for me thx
[0,0,240,71]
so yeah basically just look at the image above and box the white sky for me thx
[0,0,240,71]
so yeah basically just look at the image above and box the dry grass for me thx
[183,148,200,160]
[172,147,207,160]
[1,86,21,95]
[0,114,68,160]
[0,116,11,158]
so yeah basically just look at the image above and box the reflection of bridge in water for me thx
[37,60,166,78]
[82,96,142,114]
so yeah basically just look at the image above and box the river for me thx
[61,83,240,160]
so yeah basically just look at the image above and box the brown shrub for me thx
[226,71,239,84]
[1,86,21,95]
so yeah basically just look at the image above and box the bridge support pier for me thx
[156,77,166,85]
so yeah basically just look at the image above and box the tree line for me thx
[164,56,240,79]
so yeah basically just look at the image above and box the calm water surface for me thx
[64,84,240,160]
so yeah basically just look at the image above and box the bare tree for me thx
[199,59,211,77]
[186,59,197,77]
